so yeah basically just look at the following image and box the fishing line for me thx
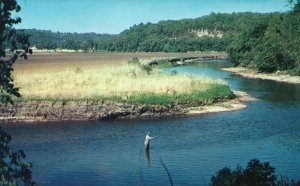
[159,155,174,186]
[152,134,174,186]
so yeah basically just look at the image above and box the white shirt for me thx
[144,134,153,146]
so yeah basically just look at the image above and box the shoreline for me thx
[0,92,251,123]
[223,67,300,84]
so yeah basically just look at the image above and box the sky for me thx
[15,0,289,34]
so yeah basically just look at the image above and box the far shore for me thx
[223,67,300,84]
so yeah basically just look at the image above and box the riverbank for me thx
[223,67,300,84]
[0,96,247,122]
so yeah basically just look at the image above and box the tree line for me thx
[226,1,300,74]
[20,12,267,53]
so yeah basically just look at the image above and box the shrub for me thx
[155,59,175,69]
[211,159,300,186]
[141,64,153,75]
[127,57,140,65]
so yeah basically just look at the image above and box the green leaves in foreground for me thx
[211,159,300,186]
[0,127,36,186]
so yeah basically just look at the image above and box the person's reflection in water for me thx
[145,148,151,167]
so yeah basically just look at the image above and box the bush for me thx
[141,64,152,75]
[127,57,140,65]
[156,59,175,69]
[211,159,300,186]
[288,67,300,76]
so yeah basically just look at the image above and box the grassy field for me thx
[13,51,224,71]
[13,52,233,105]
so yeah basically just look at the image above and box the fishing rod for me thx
[152,133,164,139]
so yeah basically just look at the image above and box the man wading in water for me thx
[144,132,156,150]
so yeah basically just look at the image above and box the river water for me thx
[1,61,300,185]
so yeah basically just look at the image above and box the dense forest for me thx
[20,1,300,74]
[227,1,300,74]
[20,29,111,51]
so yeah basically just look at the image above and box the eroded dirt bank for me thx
[0,97,247,122]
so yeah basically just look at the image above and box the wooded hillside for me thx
[20,1,300,74]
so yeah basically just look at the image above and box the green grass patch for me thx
[154,59,175,69]
[175,84,235,105]
[127,93,174,105]
[12,84,234,106]
[127,84,234,106]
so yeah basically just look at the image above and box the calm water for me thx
[1,61,300,185]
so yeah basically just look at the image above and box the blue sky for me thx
[15,0,289,34]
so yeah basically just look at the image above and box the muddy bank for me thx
[0,97,247,122]
[223,67,300,84]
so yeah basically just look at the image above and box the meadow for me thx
[12,52,233,105]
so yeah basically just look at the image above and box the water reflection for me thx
[145,148,151,167]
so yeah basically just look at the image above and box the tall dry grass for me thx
[14,64,227,100]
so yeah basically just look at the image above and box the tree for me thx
[0,129,36,185]
[211,159,300,186]
[0,0,35,185]
[1,0,31,104]
[226,1,300,74]
[281,0,300,73]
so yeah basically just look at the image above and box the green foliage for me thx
[81,41,91,52]
[127,84,233,106]
[0,127,36,186]
[0,0,31,104]
[141,64,152,75]
[22,12,243,52]
[289,67,300,76]
[127,57,140,65]
[211,159,300,186]
[226,2,300,74]
[0,1,36,185]
[127,93,174,105]
[14,84,233,106]
[21,29,109,50]
[175,84,234,105]
[154,59,175,69]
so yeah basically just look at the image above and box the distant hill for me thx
[21,12,269,52]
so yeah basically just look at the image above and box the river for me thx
[1,60,300,185]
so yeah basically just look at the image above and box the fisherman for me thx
[144,132,155,150]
